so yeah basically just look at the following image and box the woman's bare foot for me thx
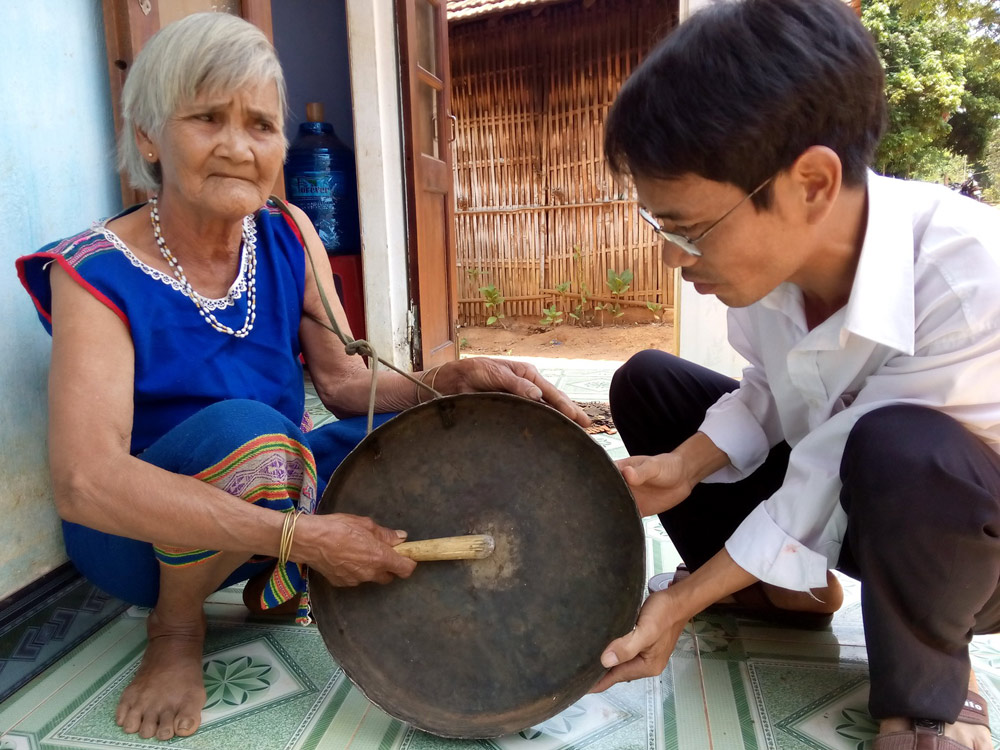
[116,609,207,740]
[878,673,992,750]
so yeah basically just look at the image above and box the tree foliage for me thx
[897,0,1000,36]
[947,36,1000,166]
[983,128,1000,200]
[862,0,1000,187]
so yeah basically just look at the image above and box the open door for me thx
[397,0,459,370]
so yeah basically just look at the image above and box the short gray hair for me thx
[117,12,288,193]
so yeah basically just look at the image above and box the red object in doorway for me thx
[328,254,367,342]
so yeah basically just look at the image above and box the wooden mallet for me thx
[393,534,495,561]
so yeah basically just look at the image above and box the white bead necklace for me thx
[149,195,257,338]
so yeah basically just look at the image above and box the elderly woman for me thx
[17,13,586,743]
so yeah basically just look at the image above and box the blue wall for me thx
[0,1,121,598]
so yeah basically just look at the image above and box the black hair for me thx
[604,0,887,206]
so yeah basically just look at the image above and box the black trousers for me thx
[609,349,1000,722]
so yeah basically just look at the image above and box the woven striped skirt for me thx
[62,399,396,621]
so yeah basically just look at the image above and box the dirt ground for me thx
[459,314,676,361]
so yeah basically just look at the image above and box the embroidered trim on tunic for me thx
[94,218,254,311]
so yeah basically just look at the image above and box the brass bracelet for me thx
[413,368,426,404]
[278,509,304,569]
[416,366,441,405]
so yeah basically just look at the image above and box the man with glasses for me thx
[593,1,1000,749]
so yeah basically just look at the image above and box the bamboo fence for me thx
[449,0,678,325]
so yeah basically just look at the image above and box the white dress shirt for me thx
[697,173,1000,591]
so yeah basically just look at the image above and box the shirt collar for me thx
[756,172,915,354]
[841,171,915,355]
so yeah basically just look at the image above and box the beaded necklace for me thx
[149,194,257,338]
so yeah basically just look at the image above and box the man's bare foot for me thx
[710,570,844,614]
[878,673,991,750]
[761,570,843,614]
[116,609,207,740]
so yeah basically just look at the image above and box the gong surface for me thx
[311,393,645,738]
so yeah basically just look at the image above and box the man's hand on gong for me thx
[431,358,591,427]
[297,513,417,586]
[590,589,685,692]
[615,453,694,517]
[617,432,731,517]
[591,550,758,692]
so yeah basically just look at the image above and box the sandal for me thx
[873,691,990,749]
[652,564,834,630]
[242,564,303,617]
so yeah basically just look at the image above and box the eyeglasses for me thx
[639,175,775,257]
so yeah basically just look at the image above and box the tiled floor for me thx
[4,355,1000,749]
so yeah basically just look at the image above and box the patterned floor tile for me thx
[304,375,338,429]
[694,613,1000,750]
[0,565,129,705]
[667,648,711,750]
[204,581,246,607]
[744,659,873,750]
[590,432,628,461]
[0,601,686,750]
[645,517,684,581]
[0,615,147,743]
[557,375,615,403]
[397,679,655,750]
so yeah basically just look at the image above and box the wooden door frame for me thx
[396,0,459,370]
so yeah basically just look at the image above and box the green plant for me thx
[569,283,590,325]
[479,284,506,326]
[459,337,469,349]
[540,303,564,328]
[568,247,592,326]
[549,281,573,326]
[466,268,483,283]
[592,300,606,326]
[647,301,664,322]
[601,268,633,325]
[606,268,634,296]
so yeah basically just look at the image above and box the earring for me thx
[147,152,154,159]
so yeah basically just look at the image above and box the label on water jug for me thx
[287,170,351,252]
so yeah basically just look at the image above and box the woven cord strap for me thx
[267,196,443,433]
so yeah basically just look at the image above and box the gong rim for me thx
[311,393,645,738]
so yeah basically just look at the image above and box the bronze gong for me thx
[310,393,645,738]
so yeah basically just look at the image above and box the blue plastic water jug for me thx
[284,102,361,255]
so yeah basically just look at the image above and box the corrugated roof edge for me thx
[446,0,571,23]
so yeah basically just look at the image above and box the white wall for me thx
[345,0,412,370]
[0,1,121,599]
